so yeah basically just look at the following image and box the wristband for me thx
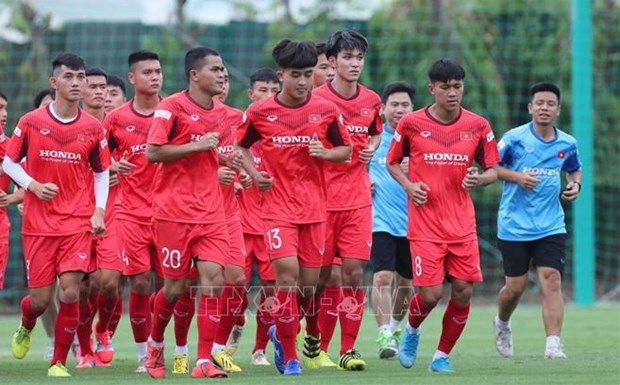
[575,181,581,192]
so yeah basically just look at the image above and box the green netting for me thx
[0,0,617,309]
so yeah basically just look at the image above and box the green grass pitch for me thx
[0,304,618,384]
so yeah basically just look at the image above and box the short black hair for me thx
[325,30,368,58]
[315,42,328,56]
[530,82,561,102]
[184,46,220,81]
[86,67,108,80]
[106,74,126,95]
[0,91,7,102]
[128,50,159,69]
[32,88,56,108]
[52,52,86,73]
[250,68,279,87]
[272,39,317,69]
[381,81,416,104]
[428,59,466,83]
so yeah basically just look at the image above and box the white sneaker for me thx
[544,345,567,359]
[225,322,245,355]
[251,349,271,366]
[135,355,147,373]
[493,317,513,357]
[44,345,54,361]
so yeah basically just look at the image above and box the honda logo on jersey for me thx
[131,143,147,153]
[423,152,469,165]
[272,135,311,147]
[346,125,369,134]
[40,149,82,162]
[217,145,234,154]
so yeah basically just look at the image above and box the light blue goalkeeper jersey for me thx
[497,122,581,241]
[369,124,408,237]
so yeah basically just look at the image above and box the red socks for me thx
[150,290,175,343]
[51,300,79,365]
[129,292,151,343]
[437,299,470,354]
[273,290,299,363]
[173,289,195,347]
[196,295,220,361]
[318,286,341,352]
[95,292,119,333]
[20,295,44,331]
[338,287,365,355]
[408,292,434,329]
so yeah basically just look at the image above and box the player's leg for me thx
[429,240,483,373]
[191,223,229,379]
[316,263,341,366]
[212,219,246,372]
[146,220,193,379]
[76,276,96,368]
[337,207,372,371]
[171,280,194,374]
[533,234,567,359]
[370,232,398,359]
[118,219,154,372]
[13,238,56,361]
[495,239,532,357]
[399,240,445,369]
[390,237,413,347]
[40,292,58,360]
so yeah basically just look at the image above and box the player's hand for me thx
[218,166,236,185]
[195,132,220,152]
[517,170,540,191]
[401,157,410,174]
[230,150,244,170]
[254,171,273,192]
[359,142,377,165]
[115,151,136,176]
[109,172,119,187]
[462,167,481,191]
[405,181,431,206]
[28,181,59,201]
[561,181,580,201]
[308,133,326,159]
[239,171,253,189]
[17,203,23,216]
[0,189,8,208]
[90,207,106,237]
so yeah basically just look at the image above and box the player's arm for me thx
[497,166,539,190]
[6,187,24,206]
[310,113,352,163]
[235,114,272,191]
[561,169,582,201]
[146,132,219,163]
[464,124,500,190]
[463,165,497,190]
[359,134,381,165]
[386,127,430,206]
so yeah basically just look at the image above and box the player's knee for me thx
[373,270,394,287]
[59,287,81,303]
[130,274,151,294]
[540,269,562,293]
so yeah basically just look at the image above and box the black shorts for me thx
[497,233,567,277]
[369,232,412,279]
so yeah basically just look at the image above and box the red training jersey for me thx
[215,101,243,219]
[386,106,500,242]
[7,106,110,236]
[147,91,226,224]
[236,93,351,224]
[106,101,158,225]
[0,134,11,225]
[238,144,264,235]
[313,82,382,211]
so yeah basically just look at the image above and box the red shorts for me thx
[91,220,124,272]
[0,220,9,289]
[322,206,372,267]
[22,232,92,288]
[226,218,246,267]
[264,220,325,269]
[117,219,159,277]
[244,233,275,282]
[153,220,229,280]
[409,238,483,287]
